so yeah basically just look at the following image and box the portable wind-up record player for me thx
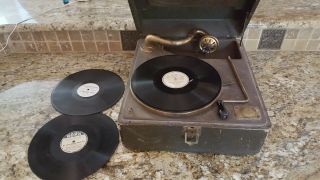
[118,0,271,155]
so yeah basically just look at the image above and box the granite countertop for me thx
[0,51,320,179]
[0,0,319,33]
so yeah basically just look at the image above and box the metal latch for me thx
[184,126,201,146]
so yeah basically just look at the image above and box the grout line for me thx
[79,30,86,52]
[108,40,121,42]
[91,30,98,52]
[15,32,22,41]
[279,36,285,50]
[42,32,50,53]
[118,41,123,52]
[118,30,122,51]
[106,30,109,41]
[29,31,39,52]
[0,42,6,54]
[53,31,62,52]
[257,29,262,41]
[92,30,99,52]
[106,30,110,52]
[66,31,74,52]
[3,33,13,52]
[104,30,110,52]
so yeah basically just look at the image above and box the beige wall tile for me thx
[47,42,61,52]
[24,42,37,52]
[96,42,109,52]
[56,31,70,41]
[2,33,10,44]
[311,29,320,39]
[11,42,25,53]
[107,30,120,41]
[247,28,261,39]
[60,42,72,52]
[285,29,299,39]
[306,40,320,51]
[281,39,296,50]
[20,32,33,41]
[243,29,249,39]
[83,42,97,52]
[69,31,82,41]
[35,42,49,52]
[297,29,313,39]
[43,31,57,41]
[109,42,122,51]
[94,31,107,41]
[244,40,259,51]
[72,42,84,52]
[10,32,21,40]
[81,31,94,41]
[32,32,45,41]
[294,40,308,50]
[0,33,5,43]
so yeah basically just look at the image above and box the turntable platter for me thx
[131,55,222,113]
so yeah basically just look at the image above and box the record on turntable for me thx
[51,69,125,115]
[131,55,222,113]
[28,114,119,180]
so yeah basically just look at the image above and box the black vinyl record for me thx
[51,69,124,115]
[28,114,119,180]
[131,55,222,112]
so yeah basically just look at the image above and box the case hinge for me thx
[184,126,201,146]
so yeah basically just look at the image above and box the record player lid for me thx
[128,0,260,38]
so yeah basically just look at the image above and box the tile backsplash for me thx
[243,27,320,51]
[0,30,123,53]
[0,27,320,54]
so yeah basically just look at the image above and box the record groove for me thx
[28,114,119,180]
[131,55,222,112]
[51,69,124,115]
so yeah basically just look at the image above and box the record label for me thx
[60,131,88,153]
[162,71,190,89]
[76,83,100,98]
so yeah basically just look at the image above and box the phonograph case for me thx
[118,0,271,155]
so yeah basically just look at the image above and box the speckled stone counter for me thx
[0,52,320,179]
[0,0,319,33]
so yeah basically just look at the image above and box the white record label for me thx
[162,71,190,89]
[77,83,100,97]
[60,131,88,153]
